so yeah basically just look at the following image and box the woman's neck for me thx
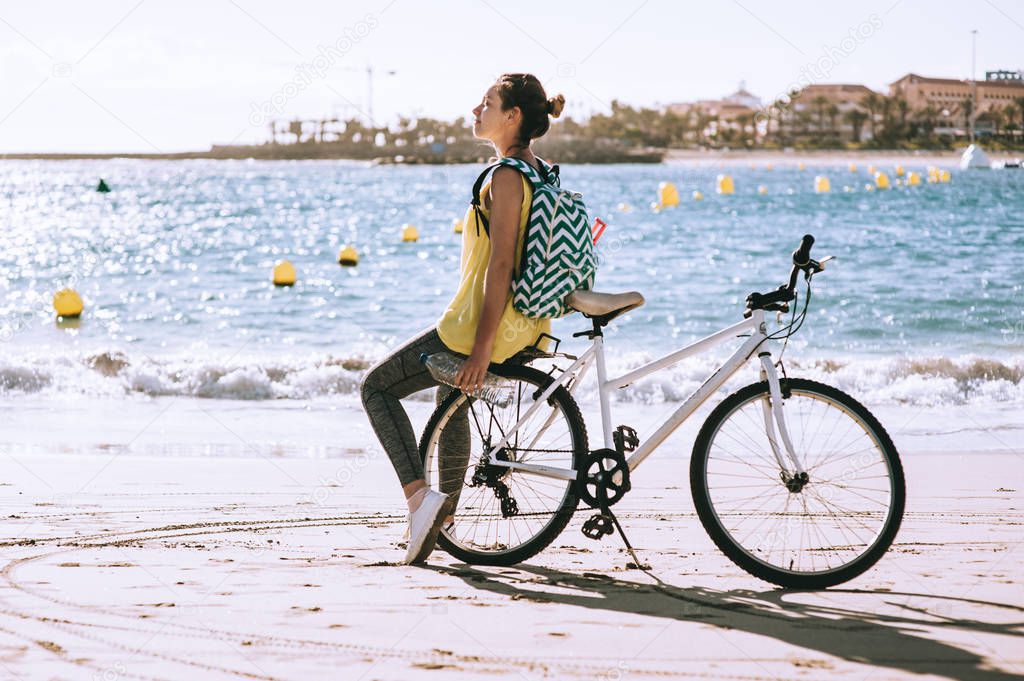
[498,141,532,161]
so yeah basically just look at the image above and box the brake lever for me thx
[805,256,832,276]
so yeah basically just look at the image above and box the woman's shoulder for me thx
[491,164,524,187]
[484,165,528,205]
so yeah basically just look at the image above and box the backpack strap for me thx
[470,161,502,237]
[469,157,551,236]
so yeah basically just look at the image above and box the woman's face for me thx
[472,85,512,140]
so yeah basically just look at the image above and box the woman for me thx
[360,73,565,564]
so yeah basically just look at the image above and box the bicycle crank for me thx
[576,448,631,510]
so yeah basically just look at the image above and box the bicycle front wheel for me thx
[691,378,905,588]
[418,363,588,566]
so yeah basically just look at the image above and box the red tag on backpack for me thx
[592,218,607,244]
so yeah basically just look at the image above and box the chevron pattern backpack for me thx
[471,157,596,318]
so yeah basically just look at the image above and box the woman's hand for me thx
[453,348,491,393]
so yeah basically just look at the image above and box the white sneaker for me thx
[404,490,451,565]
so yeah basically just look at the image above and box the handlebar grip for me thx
[793,234,815,267]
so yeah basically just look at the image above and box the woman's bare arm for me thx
[453,166,523,391]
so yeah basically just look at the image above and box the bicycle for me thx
[419,235,905,588]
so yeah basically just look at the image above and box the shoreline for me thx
[3,147,1020,164]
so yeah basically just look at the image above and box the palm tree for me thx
[879,95,894,140]
[827,105,840,136]
[860,93,880,139]
[811,95,829,133]
[843,109,868,142]
[990,108,1004,138]
[916,105,940,139]
[895,97,909,137]
[772,97,793,144]
[734,112,755,145]
[796,110,813,139]
[960,97,975,134]
[787,89,804,141]
[1015,97,1024,142]
[1005,103,1020,143]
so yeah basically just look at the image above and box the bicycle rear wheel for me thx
[690,378,905,588]
[418,363,588,565]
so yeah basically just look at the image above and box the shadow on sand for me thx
[432,562,1023,680]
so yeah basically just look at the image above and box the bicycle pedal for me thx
[582,513,615,540]
[613,425,639,453]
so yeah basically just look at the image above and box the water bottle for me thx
[420,352,513,407]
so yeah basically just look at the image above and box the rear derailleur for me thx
[470,445,519,519]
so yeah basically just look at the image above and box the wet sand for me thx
[0,442,1021,680]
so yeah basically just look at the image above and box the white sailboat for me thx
[959,143,990,169]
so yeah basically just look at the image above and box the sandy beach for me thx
[0,397,1021,681]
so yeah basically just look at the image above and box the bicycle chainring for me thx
[576,448,632,509]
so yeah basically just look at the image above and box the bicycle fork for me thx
[757,352,807,482]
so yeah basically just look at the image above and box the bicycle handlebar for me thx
[745,234,819,316]
[785,234,815,292]
[793,234,815,267]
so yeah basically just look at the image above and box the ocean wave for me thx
[0,349,1021,407]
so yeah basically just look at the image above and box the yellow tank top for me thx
[436,173,551,362]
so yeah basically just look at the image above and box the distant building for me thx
[666,82,762,137]
[888,71,1024,133]
[667,82,761,118]
[791,83,881,140]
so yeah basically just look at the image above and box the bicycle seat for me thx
[566,290,645,323]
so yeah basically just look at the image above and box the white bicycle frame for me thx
[481,307,806,483]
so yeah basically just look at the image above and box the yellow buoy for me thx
[939,169,952,183]
[765,163,774,171]
[848,163,857,172]
[895,165,905,177]
[337,245,358,267]
[53,288,83,318]
[453,218,463,234]
[716,175,734,195]
[758,185,768,195]
[867,165,876,175]
[814,176,831,193]
[874,171,890,189]
[692,190,704,201]
[273,260,296,286]
[798,162,806,171]
[401,223,419,242]
[658,181,679,207]
[907,171,921,186]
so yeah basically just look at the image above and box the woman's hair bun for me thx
[547,94,565,118]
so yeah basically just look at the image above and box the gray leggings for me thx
[359,326,470,487]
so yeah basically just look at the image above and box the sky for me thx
[1,0,1022,153]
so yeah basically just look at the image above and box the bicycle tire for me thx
[690,378,905,589]
[418,362,588,566]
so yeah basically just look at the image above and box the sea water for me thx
[1,159,1021,453]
